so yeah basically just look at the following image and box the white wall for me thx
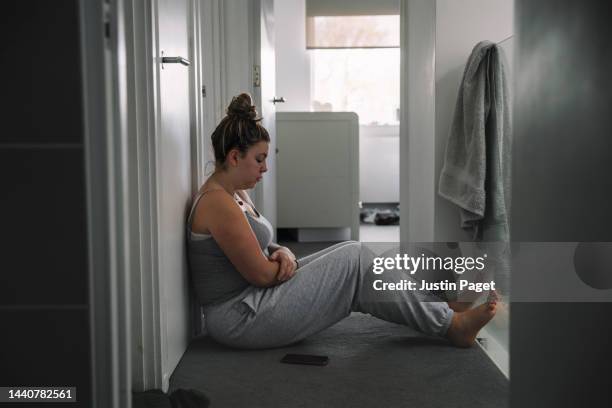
[434,0,514,242]
[360,125,399,202]
[275,0,311,111]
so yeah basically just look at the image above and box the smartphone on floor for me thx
[280,353,329,366]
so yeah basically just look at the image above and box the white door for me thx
[252,0,278,233]
[155,0,192,390]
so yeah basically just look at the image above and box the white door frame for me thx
[81,0,133,406]
[121,0,164,392]
[400,0,437,244]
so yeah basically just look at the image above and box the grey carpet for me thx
[169,313,508,408]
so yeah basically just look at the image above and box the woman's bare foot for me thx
[487,289,500,303]
[446,299,497,348]
[448,289,499,313]
[447,300,472,313]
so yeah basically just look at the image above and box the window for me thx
[306,15,399,49]
[308,15,400,126]
[311,47,399,125]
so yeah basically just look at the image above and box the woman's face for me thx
[236,141,269,188]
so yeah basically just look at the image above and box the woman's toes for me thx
[447,302,497,348]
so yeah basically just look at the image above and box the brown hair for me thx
[211,93,270,168]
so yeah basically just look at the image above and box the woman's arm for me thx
[268,242,283,254]
[236,189,298,280]
[200,190,281,287]
[267,242,296,258]
[236,190,295,256]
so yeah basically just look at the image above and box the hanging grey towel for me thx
[438,40,512,242]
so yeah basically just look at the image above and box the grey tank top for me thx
[186,190,274,306]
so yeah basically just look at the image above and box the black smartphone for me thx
[280,353,329,366]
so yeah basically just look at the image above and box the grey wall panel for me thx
[0,149,87,305]
[512,0,612,242]
[0,0,91,404]
[0,309,91,407]
[511,303,612,407]
[0,0,83,144]
[512,1,612,406]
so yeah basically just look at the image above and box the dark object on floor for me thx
[133,388,210,408]
[374,210,400,225]
[360,208,375,223]
[360,203,400,225]
[169,313,508,408]
[170,389,211,408]
[281,353,329,366]
[133,390,171,408]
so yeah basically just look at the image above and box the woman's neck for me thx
[209,170,238,196]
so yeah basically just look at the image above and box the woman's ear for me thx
[227,148,240,167]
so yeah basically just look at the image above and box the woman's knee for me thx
[328,240,360,254]
[326,242,363,282]
[334,241,362,266]
[339,241,361,254]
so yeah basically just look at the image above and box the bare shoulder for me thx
[191,189,240,234]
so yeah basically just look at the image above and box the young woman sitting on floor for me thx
[187,93,497,349]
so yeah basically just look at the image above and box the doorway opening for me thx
[275,0,401,244]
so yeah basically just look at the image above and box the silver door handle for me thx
[162,56,190,66]
[272,97,286,104]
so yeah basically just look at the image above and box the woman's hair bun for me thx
[212,92,270,167]
[226,93,258,121]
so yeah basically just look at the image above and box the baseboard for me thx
[477,327,510,379]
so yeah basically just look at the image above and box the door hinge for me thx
[104,21,111,39]
[103,1,111,45]
[253,65,261,87]
[201,85,207,98]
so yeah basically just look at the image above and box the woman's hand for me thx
[269,247,297,282]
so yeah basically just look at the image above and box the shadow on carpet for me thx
[169,313,508,408]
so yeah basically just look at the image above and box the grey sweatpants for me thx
[204,241,454,349]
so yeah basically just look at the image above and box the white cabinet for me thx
[276,112,360,240]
